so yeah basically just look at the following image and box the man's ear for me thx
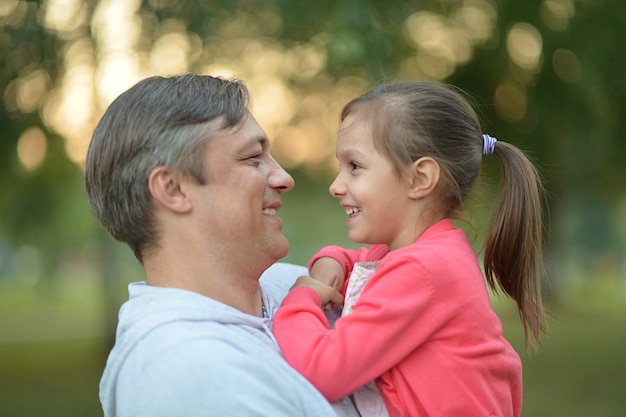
[148,166,193,213]
[407,157,440,200]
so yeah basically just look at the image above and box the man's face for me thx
[193,113,295,269]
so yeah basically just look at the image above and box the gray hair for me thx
[84,73,250,262]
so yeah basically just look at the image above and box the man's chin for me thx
[271,237,290,260]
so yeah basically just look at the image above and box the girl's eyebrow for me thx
[337,148,366,160]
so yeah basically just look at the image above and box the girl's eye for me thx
[350,161,361,170]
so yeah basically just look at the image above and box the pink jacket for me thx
[273,219,522,417]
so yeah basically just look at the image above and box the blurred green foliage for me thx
[0,1,625,416]
[0,0,624,285]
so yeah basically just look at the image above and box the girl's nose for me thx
[329,176,344,197]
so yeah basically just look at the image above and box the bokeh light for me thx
[403,0,497,81]
[552,48,582,84]
[540,0,575,31]
[494,80,528,123]
[17,127,47,172]
[506,22,543,72]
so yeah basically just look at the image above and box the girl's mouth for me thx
[344,206,361,218]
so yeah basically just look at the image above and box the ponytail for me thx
[483,140,549,351]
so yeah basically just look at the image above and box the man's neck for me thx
[143,252,266,317]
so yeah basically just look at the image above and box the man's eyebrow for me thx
[239,135,269,153]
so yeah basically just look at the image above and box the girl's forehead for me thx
[336,120,377,157]
[339,111,374,137]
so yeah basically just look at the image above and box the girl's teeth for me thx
[262,208,276,215]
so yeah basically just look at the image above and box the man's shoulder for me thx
[260,262,307,303]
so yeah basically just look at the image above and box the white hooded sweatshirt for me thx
[99,263,351,417]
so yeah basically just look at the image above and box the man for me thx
[85,74,352,416]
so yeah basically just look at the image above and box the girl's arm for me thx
[273,254,439,402]
[308,256,347,294]
[308,245,390,293]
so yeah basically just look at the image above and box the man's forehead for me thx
[208,116,268,150]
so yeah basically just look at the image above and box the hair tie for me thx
[482,134,497,156]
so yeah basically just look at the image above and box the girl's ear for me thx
[148,166,193,213]
[408,157,440,200]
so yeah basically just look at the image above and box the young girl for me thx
[273,81,549,417]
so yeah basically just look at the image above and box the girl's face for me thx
[329,113,420,250]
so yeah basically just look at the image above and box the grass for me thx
[0,278,107,417]
[512,280,626,417]
[520,306,626,416]
[1,270,625,417]
[0,338,104,417]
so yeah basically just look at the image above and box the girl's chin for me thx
[347,231,367,244]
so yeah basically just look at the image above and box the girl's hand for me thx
[309,257,345,293]
[290,276,344,311]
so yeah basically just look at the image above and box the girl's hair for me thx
[341,81,548,350]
